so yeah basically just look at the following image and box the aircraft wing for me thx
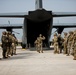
[0,12,28,17]
[0,24,23,29]
[53,23,76,28]
[0,11,76,17]
[52,12,76,17]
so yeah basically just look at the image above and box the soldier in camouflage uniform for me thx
[1,31,8,59]
[52,33,59,54]
[72,30,76,60]
[63,32,68,54]
[34,37,39,52]
[12,34,18,55]
[58,34,64,53]
[35,34,45,53]
[6,31,13,57]
[34,37,41,53]
[67,31,73,56]
[38,34,45,53]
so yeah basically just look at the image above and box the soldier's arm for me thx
[42,36,45,40]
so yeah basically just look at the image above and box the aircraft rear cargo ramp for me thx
[25,9,52,47]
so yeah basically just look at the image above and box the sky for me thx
[0,0,76,42]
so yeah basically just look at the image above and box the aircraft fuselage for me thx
[23,9,53,48]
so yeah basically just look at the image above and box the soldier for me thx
[34,37,41,53]
[63,32,68,54]
[1,31,8,59]
[34,37,38,52]
[58,34,64,53]
[36,34,45,53]
[67,31,73,56]
[12,34,18,55]
[72,30,76,60]
[52,33,59,54]
[6,31,13,57]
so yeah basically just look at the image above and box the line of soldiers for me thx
[1,31,18,59]
[52,30,76,60]
[34,34,45,53]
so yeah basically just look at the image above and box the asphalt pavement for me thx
[0,46,76,75]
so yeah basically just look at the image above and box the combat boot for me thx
[66,53,70,56]
[66,54,70,56]
[73,56,76,60]
[0,58,2,60]
[54,50,57,54]
[3,57,8,59]
[41,50,43,53]
[57,51,60,54]
[37,50,40,53]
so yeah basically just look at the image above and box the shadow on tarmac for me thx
[1,51,37,61]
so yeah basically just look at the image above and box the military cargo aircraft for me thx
[0,0,76,48]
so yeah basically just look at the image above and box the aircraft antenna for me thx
[8,20,10,24]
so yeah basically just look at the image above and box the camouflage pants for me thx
[74,44,76,57]
[54,43,59,54]
[37,44,43,53]
[7,44,13,57]
[63,42,67,54]
[12,43,16,54]
[2,44,7,58]
[67,42,72,55]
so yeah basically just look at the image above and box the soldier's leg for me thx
[71,48,74,56]
[7,47,10,57]
[8,43,13,56]
[36,46,39,53]
[66,43,70,56]
[2,46,7,58]
[38,45,41,53]
[13,49,17,55]
[41,45,43,53]
[63,45,66,54]
[7,46,12,57]
[54,45,58,54]
[54,44,56,54]
[36,45,39,53]
[65,45,68,54]
[15,44,17,54]
[37,47,40,53]
[13,44,17,55]
[59,45,63,53]
[37,44,40,53]
[11,45,14,56]
[11,43,14,55]
[57,45,59,54]
[67,49,70,56]
[73,47,76,60]
[36,47,39,52]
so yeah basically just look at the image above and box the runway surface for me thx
[0,46,76,75]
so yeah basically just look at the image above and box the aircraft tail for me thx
[35,0,43,9]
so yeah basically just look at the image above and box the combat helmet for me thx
[69,31,73,34]
[54,33,57,36]
[64,32,67,35]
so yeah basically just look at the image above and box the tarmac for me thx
[0,46,76,75]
